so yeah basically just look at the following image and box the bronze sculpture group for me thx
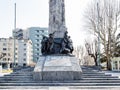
[41,31,73,55]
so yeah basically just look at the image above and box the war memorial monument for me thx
[33,0,82,81]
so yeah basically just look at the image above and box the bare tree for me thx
[74,45,85,65]
[84,0,120,70]
[85,39,98,66]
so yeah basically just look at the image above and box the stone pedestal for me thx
[33,55,82,81]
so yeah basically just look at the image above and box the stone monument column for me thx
[33,0,82,81]
[49,0,67,38]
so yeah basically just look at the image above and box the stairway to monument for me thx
[0,66,120,89]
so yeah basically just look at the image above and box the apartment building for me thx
[17,39,33,66]
[0,37,33,68]
[0,38,14,68]
[13,27,48,62]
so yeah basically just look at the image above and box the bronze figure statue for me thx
[41,31,74,55]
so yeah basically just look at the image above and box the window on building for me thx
[53,15,55,22]
[37,48,39,51]
[4,38,6,40]
[3,48,7,51]
[40,30,44,33]
[23,58,26,61]
[36,35,39,37]
[24,53,26,56]
[36,39,39,42]
[23,63,26,67]
[3,43,6,46]
[113,61,118,70]
[8,53,11,56]
[36,30,39,33]
[24,44,26,46]
[3,58,6,61]
[37,53,39,55]
[8,48,11,51]
[3,53,6,56]
[35,44,39,47]
[37,44,39,46]
[35,48,39,51]
[8,43,12,46]
[24,48,26,51]
[37,57,39,60]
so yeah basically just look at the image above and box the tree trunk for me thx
[89,53,98,66]
[107,58,111,70]
[106,53,112,70]
[94,56,98,66]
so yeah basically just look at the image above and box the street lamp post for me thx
[13,3,16,68]
[97,2,101,69]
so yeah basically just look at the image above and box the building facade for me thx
[25,27,48,62]
[13,28,24,40]
[13,27,48,62]
[111,14,120,71]
[0,37,33,68]
[0,38,15,68]
[111,57,120,71]
[17,39,33,66]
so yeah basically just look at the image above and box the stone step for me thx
[82,76,118,78]
[1,76,117,80]
[70,86,120,90]
[82,74,111,76]
[14,69,33,71]
[0,86,120,89]
[0,80,120,83]
[82,69,99,71]
[0,78,33,81]
[2,76,33,78]
[82,78,120,80]
[13,71,33,73]
[9,74,32,76]
[0,66,120,88]
[0,86,48,89]
[4,74,32,76]
[11,71,33,73]
[0,82,120,86]
[0,78,119,82]
[82,73,107,75]
[82,72,102,73]
[82,69,98,71]
[16,69,33,71]
[82,72,103,74]
[4,74,111,77]
[0,79,34,82]
[0,78,33,80]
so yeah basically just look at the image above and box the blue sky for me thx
[0,0,91,46]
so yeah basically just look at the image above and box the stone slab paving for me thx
[1,86,120,90]
[49,87,69,90]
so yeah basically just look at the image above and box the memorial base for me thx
[33,55,82,81]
